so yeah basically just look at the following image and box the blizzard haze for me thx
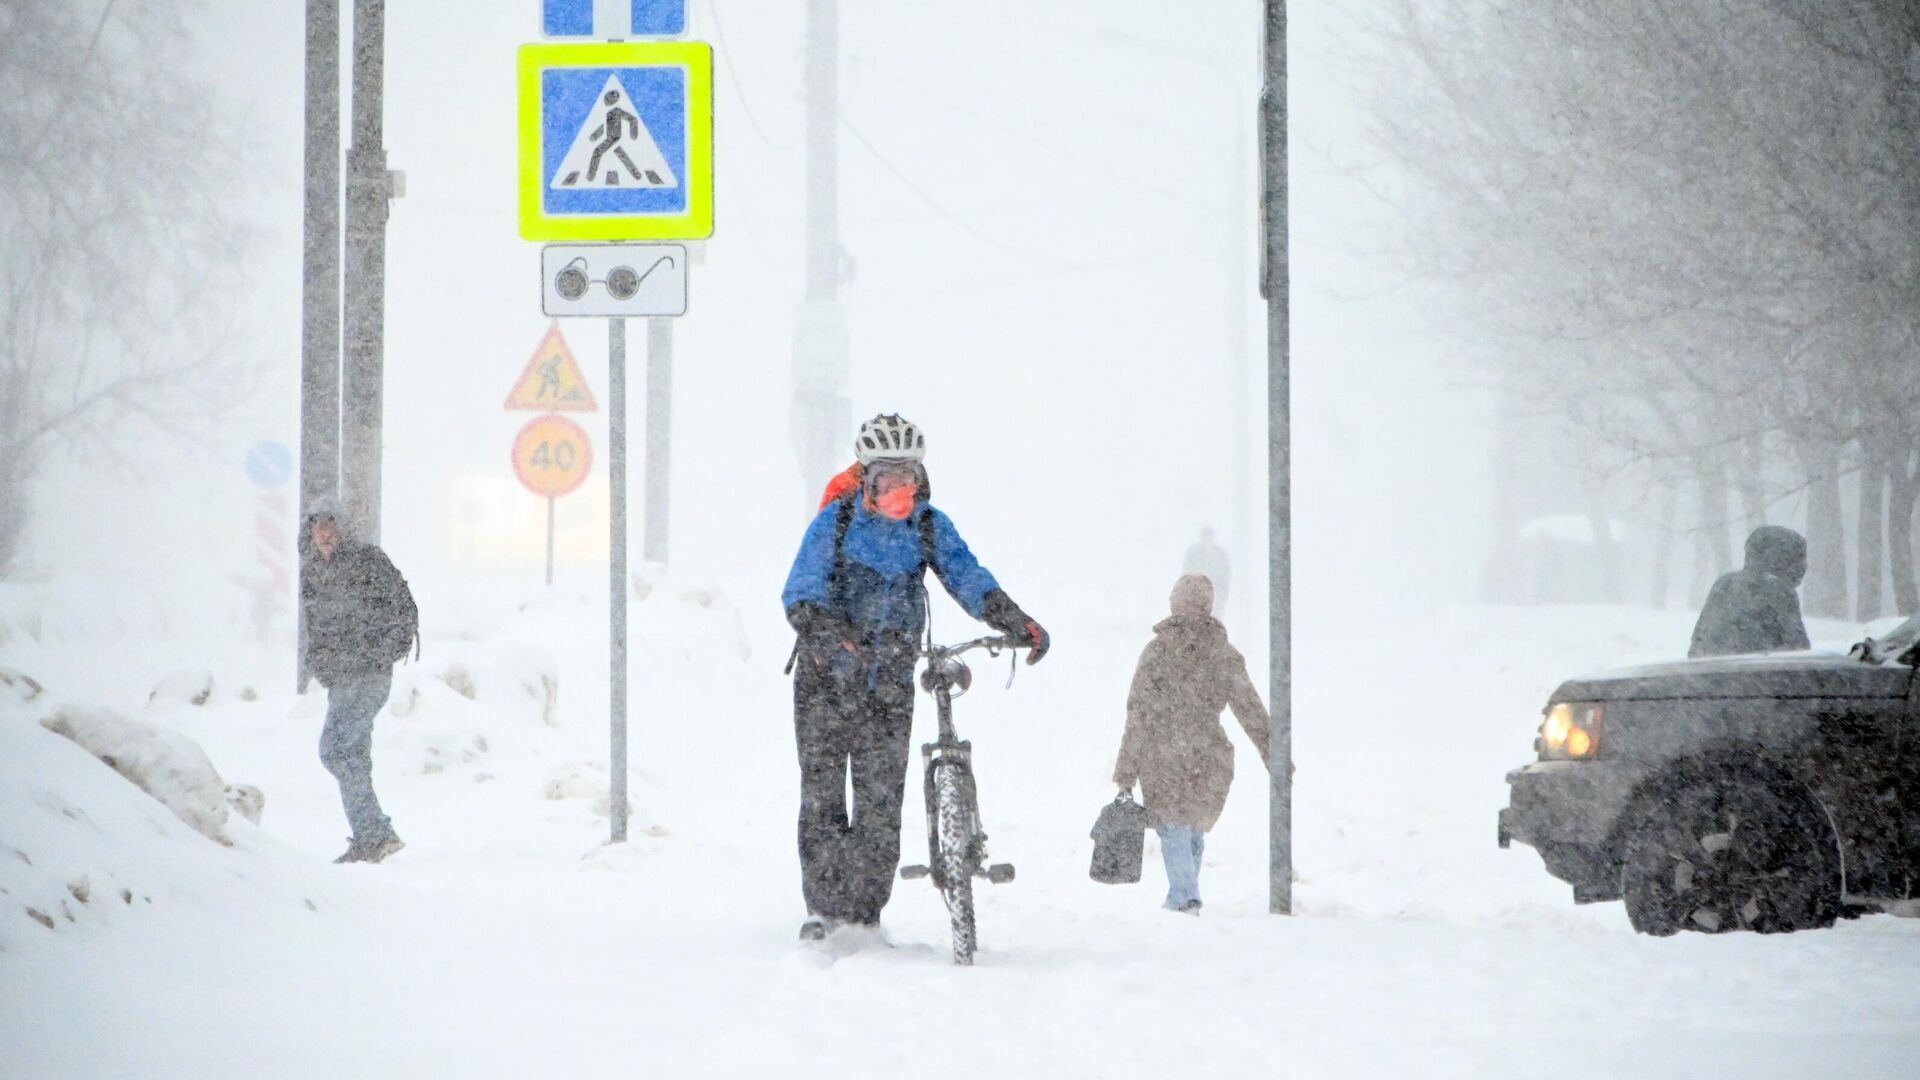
[10,3,1916,1079]
[18,0,1487,638]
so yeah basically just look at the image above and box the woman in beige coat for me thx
[1113,574,1270,913]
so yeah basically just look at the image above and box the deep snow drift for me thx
[3,581,1919,1078]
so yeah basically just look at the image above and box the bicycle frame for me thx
[920,660,977,891]
[909,636,1018,892]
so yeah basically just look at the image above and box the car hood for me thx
[1551,651,1912,703]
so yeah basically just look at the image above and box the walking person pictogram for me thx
[551,74,679,192]
[587,90,655,185]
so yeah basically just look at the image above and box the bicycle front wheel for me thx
[932,762,978,965]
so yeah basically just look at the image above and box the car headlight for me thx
[1538,702,1602,760]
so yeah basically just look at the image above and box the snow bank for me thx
[37,707,232,843]
[0,715,315,952]
[0,666,44,703]
[148,668,215,708]
[390,642,558,726]
[631,568,754,666]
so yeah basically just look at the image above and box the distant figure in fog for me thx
[1689,525,1811,658]
[1182,527,1230,615]
[301,499,417,865]
[1113,574,1269,914]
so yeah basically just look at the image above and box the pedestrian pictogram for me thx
[518,42,713,241]
[552,76,678,190]
[512,414,594,499]
[504,322,598,411]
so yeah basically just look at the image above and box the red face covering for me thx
[870,470,918,520]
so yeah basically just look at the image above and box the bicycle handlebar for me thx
[920,635,1021,660]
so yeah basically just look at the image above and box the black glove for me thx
[787,602,858,657]
[980,589,1049,665]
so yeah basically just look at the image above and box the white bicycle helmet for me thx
[855,413,927,464]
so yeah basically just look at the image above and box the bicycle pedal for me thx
[899,864,930,880]
[984,863,1015,884]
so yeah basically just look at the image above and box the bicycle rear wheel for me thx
[932,762,978,965]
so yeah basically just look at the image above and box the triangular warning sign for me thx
[505,322,597,412]
[550,74,678,191]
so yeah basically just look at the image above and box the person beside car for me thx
[1688,525,1811,658]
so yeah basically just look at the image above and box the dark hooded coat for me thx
[1113,576,1270,831]
[300,504,417,687]
[1688,525,1811,658]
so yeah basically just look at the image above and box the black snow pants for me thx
[793,641,917,924]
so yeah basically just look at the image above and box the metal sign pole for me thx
[609,317,630,844]
[1263,0,1293,915]
[643,317,673,563]
[546,495,556,586]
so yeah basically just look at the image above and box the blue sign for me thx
[245,441,293,489]
[543,66,686,217]
[518,42,714,240]
[543,0,685,38]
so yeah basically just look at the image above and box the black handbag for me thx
[1089,792,1148,884]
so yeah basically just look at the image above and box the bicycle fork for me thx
[900,686,1015,887]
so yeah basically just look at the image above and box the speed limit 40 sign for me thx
[512,414,593,498]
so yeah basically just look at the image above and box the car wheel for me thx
[1621,776,1839,936]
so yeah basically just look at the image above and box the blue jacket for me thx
[782,500,1000,640]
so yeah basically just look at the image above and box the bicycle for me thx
[898,634,1023,966]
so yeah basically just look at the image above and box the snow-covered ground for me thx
[4,582,1919,1078]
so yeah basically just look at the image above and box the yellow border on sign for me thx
[518,41,714,241]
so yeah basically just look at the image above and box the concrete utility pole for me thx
[342,0,393,543]
[1262,0,1292,915]
[298,0,341,691]
[609,319,630,844]
[792,0,850,500]
[644,318,673,562]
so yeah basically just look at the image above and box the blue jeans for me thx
[319,671,395,844]
[1157,824,1205,909]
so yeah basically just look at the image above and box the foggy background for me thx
[9,0,1492,655]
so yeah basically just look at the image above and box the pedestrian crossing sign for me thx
[518,42,712,241]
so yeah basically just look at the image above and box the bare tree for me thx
[0,0,257,572]
[1361,0,1920,618]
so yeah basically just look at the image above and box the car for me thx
[1498,618,1920,935]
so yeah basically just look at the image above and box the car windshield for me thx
[1860,615,1920,663]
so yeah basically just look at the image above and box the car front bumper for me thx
[1499,759,1650,901]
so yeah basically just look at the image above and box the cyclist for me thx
[781,413,1050,941]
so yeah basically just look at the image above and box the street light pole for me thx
[1262,0,1292,915]
[792,0,850,504]
[342,0,391,543]
[298,0,341,692]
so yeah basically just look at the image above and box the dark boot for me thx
[360,834,406,864]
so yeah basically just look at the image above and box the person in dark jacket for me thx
[781,414,1049,941]
[300,499,416,864]
[1689,525,1811,658]
[1113,574,1269,914]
